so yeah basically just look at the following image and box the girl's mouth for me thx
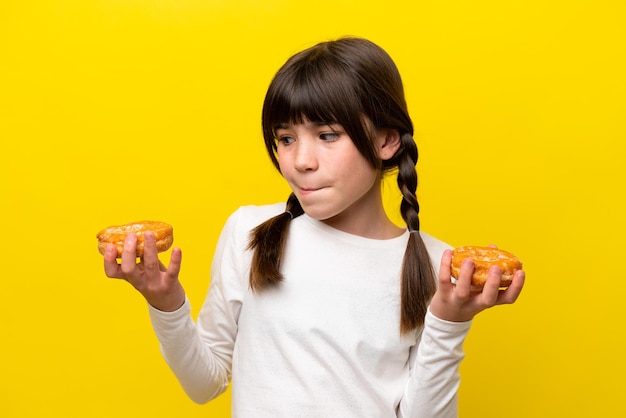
[298,186,324,195]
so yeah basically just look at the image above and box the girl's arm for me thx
[399,310,471,418]
[102,212,247,404]
[399,248,525,417]
[147,211,249,404]
[148,296,233,403]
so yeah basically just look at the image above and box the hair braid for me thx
[247,193,303,291]
[397,133,437,333]
[397,133,420,232]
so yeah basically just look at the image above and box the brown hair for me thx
[248,37,436,333]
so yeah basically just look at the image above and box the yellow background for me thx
[1,0,624,417]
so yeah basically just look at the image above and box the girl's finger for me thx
[497,270,525,305]
[103,243,124,278]
[479,265,502,306]
[165,247,183,282]
[437,249,454,292]
[141,231,160,275]
[454,258,474,299]
[120,233,139,276]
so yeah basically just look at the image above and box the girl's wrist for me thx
[428,297,474,323]
[148,290,186,313]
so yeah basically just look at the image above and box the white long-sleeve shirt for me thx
[149,203,472,417]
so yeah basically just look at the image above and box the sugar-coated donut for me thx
[96,221,173,258]
[450,246,522,288]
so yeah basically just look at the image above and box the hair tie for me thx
[409,229,420,235]
[285,210,293,219]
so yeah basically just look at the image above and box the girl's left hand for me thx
[428,249,525,322]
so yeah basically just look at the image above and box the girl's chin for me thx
[298,205,338,222]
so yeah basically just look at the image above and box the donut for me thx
[450,246,522,288]
[96,221,173,258]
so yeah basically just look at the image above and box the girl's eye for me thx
[320,132,340,142]
[276,135,294,145]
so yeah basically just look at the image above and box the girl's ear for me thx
[377,129,401,160]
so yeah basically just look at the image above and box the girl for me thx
[103,37,525,417]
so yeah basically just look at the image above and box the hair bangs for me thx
[272,61,361,127]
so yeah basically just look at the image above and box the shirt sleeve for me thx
[398,308,473,418]
[147,208,250,404]
[148,298,231,403]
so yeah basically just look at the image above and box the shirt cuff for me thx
[147,296,193,340]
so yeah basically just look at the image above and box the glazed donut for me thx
[96,221,173,258]
[450,246,522,288]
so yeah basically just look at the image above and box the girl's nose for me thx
[294,141,318,172]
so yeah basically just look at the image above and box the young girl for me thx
[103,37,525,417]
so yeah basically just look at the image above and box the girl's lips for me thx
[298,186,324,195]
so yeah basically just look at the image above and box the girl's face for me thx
[275,119,398,237]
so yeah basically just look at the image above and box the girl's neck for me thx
[319,205,404,240]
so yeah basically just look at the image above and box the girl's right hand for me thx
[103,231,186,312]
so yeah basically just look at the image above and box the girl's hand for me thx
[103,231,185,312]
[429,249,525,322]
